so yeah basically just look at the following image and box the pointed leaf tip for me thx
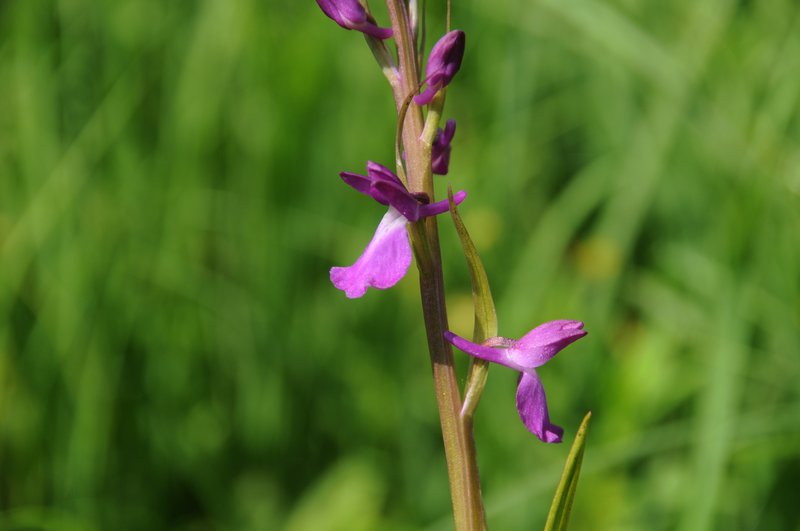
[543,411,592,531]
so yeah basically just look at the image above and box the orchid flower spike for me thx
[331,161,467,298]
[316,0,393,40]
[431,120,456,175]
[414,30,466,105]
[444,321,587,443]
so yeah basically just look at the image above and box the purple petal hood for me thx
[316,0,393,39]
[414,30,466,105]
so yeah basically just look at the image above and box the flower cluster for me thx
[317,0,587,446]
[321,9,467,299]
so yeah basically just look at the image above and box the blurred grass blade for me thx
[544,411,592,531]
[447,187,497,419]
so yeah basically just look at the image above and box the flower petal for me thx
[366,161,405,187]
[516,371,563,443]
[372,181,421,221]
[441,119,457,144]
[418,190,467,218]
[340,162,412,210]
[330,207,411,298]
[413,84,441,106]
[507,320,586,369]
[316,0,366,27]
[316,0,393,40]
[353,21,393,40]
[444,331,517,369]
[339,171,376,199]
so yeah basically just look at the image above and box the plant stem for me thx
[385,1,486,529]
[385,0,426,193]
[415,223,486,531]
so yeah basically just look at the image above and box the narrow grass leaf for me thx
[544,411,592,531]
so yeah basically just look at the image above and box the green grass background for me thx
[1,0,799,529]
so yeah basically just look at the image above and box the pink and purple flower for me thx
[331,161,466,298]
[445,321,587,442]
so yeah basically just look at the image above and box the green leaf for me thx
[448,188,498,419]
[447,187,497,342]
[544,411,592,531]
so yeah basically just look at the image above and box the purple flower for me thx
[431,120,456,175]
[414,30,466,105]
[316,0,393,40]
[444,321,587,443]
[331,161,466,298]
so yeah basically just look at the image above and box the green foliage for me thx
[1,0,799,530]
[448,187,497,343]
[544,412,591,531]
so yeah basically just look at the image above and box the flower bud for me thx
[431,120,456,175]
[414,30,466,105]
[316,0,393,40]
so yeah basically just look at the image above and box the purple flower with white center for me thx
[431,120,456,175]
[414,30,466,105]
[331,161,467,298]
[444,320,587,443]
[316,0,393,40]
